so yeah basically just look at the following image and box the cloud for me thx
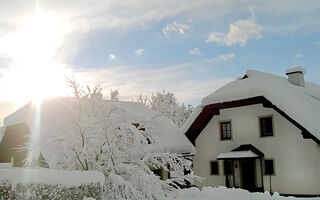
[0,1,318,106]
[162,22,190,36]
[0,1,317,66]
[0,1,318,42]
[218,53,235,61]
[189,48,201,55]
[135,48,145,56]
[209,53,235,62]
[315,40,320,45]
[71,61,232,105]
[296,53,302,58]
[0,52,234,105]
[109,54,116,60]
[206,17,263,46]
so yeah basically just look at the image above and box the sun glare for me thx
[2,64,70,105]
[0,6,71,105]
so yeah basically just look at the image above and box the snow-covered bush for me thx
[25,79,196,200]
[137,90,193,127]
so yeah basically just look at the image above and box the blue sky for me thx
[0,0,319,124]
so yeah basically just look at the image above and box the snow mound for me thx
[2,98,195,167]
[0,168,105,186]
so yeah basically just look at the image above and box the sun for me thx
[0,5,71,105]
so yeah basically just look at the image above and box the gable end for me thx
[185,96,320,145]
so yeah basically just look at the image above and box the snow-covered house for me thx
[0,97,195,180]
[183,67,320,196]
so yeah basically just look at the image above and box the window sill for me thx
[260,135,274,138]
[220,138,232,141]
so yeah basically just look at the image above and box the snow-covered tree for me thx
[137,90,193,128]
[26,79,196,200]
[110,89,119,102]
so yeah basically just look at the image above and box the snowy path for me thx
[171,187,320,200]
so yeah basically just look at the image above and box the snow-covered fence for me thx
[0,168,105,200]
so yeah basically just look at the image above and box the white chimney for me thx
[285,66,306,87]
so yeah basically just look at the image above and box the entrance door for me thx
[241,160,256,191]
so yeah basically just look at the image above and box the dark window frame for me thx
[264,159,275,176]
[210,161,219,175]
[259,116,274,137]
[220,121,232,140]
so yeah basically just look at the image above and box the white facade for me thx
[194,104,320,195]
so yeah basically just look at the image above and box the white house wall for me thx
[194,104,320,195]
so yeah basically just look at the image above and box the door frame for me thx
[240,159,257,191]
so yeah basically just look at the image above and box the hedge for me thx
[0,180,102,200]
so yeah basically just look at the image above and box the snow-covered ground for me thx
[1,169,319,200]
[171,187,320,200]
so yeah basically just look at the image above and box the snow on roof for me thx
[181,105,203,134]
[2,97,195,157]
[0,168,104,186]
[217,150,258,159]
[184,70,320,141]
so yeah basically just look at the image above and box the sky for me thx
[0,0,319,125]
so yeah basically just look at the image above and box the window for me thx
[259,116,273,137]
[210,161,219,175]
[220,121,232,140]
[264,159,275,175]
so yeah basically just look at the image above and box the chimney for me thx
[285,66,306,87]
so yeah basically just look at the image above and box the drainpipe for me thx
[11,157,14,168]
[260,158,264,191]
[269,174,272,194]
